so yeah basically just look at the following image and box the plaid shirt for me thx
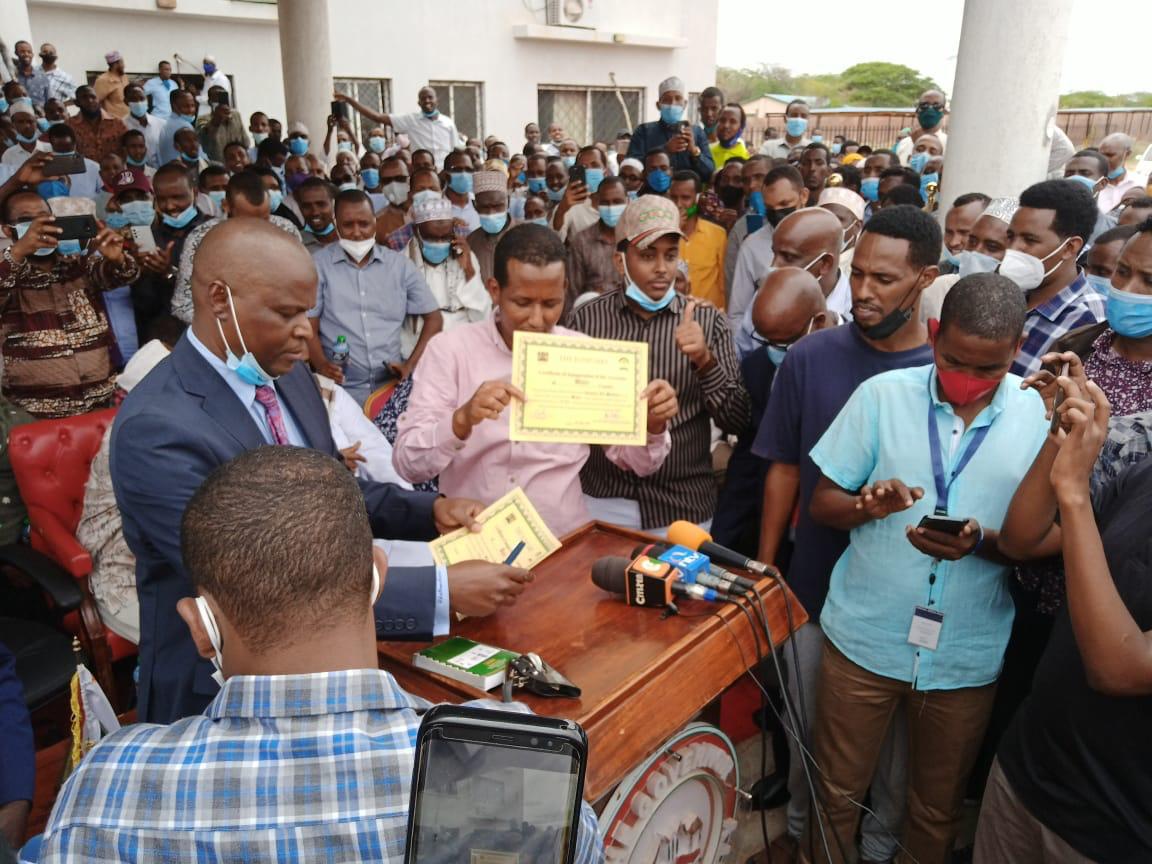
[1011,272,1107,377]
[40,670,604,864]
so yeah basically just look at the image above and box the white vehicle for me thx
[1136,144,1152,179]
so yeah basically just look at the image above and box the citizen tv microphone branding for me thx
[591,555,720,607]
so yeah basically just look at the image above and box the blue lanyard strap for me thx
[926,386,990,515]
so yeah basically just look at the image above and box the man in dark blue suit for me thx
[111,218,533,723]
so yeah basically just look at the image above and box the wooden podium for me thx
[377,522,807,801]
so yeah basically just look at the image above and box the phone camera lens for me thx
[530,737,539,747]
[545,740,554,748]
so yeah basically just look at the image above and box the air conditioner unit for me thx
[546,0,599,29]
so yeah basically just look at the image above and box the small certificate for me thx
[429,487,561,570]
[508,330,649,446]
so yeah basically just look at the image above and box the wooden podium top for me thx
[377,522,807,800]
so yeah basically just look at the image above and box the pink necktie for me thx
[254,384,290,445]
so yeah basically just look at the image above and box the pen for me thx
[503,541,526,566]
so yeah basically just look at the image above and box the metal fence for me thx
[744,109,1152,152]
[538,86,643,146]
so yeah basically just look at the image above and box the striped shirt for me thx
[568,289,749,527]
[39,669,604,864]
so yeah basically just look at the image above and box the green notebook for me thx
[413,637,519,691]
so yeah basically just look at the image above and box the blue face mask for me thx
[625,280,676,312]
[422,109,440,119]
[647,170,671,193]
[941,248,961,268]
[831,143,842,156]
[162,203,198,229]
[121,200,155,226]
[1067,174,1100,195]
[627,189,639,201]
[527,216,549,226]
[37,179,69,199]
[360,168,380,189]
[599,203,626,227]
[1086,273,1112,297]
[659,103,685,125]
[766,344,789,367]
[861,177,880,202]
[479,211,508,234]
[306,222,335,236]
[561,155,576,169]
[909,152,930,173]
[546,185,565,202]
[208,190,226,208]
[203,63,217,76]
[367,136,387,154]
[421,239,452,265]
[337,140,353,153]
[288,137,308,156]
[527,176,546,194]
[14,221,56,256]
[584,168,605,194]
[448,172,473,195]
[919,172,939,198]
[15,130,38,145]
[785,117,808,138]
[1107,166,1125,181]
[180,151,200,164]
[216,282,276,385]
[126,154,147,167]
[128,101,148,119]
[956,249,1001,278]
[1106,285,1152,338]
[268,189,283,212]
[177,113,197,125]
[0,99,8,115]
[811,135,823,143]
[748,189,766,216]
[36,117,51,133]
[516,170,526,184]
[105,211,131,229]
[57,238,82,256]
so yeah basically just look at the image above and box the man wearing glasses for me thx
[897,89,948,167]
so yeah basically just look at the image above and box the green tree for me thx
[716,64,796,105]
[1060,90,1119,108]
[838,62,939,107]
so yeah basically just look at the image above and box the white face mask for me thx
[382,179,409,207]
[957,249,1001,278]
[339,235,375,261]
[998,238,1071,292]
[194,564,380,690]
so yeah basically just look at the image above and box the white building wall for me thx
[21,0,717,144]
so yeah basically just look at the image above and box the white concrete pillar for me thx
[277,0,332,159]
[940,0,1074,210]
[0,0,34,77]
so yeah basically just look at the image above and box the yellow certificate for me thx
[428,487,561,569]
[508,330,649,446]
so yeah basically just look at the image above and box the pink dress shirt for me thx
[393,317,672,536]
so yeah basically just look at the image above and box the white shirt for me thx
[124,114,164,168]
[197,69,232,107]
[400,240,489,358]
[316,374,412,487]
[896,129,948,166]
[1098,171,1147,214]
[1,140,50,169]
[558,199,598,242]
[389,112,462,166]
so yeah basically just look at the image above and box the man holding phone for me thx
[550,145,609,241]
[801,273,1048,863]
[625,76,714,183]
[38,446,604,863]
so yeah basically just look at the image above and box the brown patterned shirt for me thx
[67,112,128,163]
[0,249,140,418]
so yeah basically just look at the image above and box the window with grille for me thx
[429,81,484,140]
[537,86,643,146]
[334,77,392,145]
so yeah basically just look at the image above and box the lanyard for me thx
[926,392,990,515]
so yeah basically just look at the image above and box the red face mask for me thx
[928,319,1004,406]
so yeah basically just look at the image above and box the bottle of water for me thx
[330,335,350,368]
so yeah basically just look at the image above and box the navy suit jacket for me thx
[111,334,440,724]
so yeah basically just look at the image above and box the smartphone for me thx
[212,90,230,108]
[678,120,692,135]
[917,515,969,535]
[43,153,86,177]
[1050,360,1070,435]
[405,704,588,864]
[129,224,157,254]
[54,215,98,243]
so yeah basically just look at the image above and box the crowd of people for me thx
[0,44,1149,864]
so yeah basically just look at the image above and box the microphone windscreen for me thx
[667,521,711,551]
[590,557,631,594]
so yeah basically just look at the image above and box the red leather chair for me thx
[6,408,134,705]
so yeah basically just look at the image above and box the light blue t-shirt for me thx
[811,364,1047,690]
[143,76,178,119]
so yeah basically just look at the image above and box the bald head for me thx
[752,267,827,345]
[772,207,844,294]
[192,219,317,377]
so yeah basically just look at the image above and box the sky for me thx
[715,0,1147,97]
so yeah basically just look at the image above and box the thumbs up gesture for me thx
[675,299,713,370]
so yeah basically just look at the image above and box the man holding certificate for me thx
[569,195,750,533]
[393,224,678,536]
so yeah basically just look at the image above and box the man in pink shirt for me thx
[394,224,678,536]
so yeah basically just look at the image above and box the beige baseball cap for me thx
[615,195,685,249]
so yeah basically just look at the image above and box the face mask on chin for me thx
[858,275,923,341]
[215,281,277,386]
[339,235,375,261]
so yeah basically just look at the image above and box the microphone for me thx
[591,556,720,607]
[631,543,749,597]
[667,522,773,587]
